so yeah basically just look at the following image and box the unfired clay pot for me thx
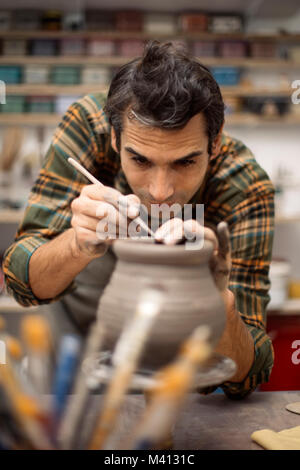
[97,239,226,370]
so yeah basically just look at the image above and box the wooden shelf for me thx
[6,84,107,95]
[0,55,130,66]
[1,30,300,42]
[1,55,300,68]
[0,296,39,313]
[0,113,62,126]
[0,113,61,126]
[0,209,24,223]
[275,215,300,224]
[4,84,292,97]
[268,299,300,315]
[225,113,300,126]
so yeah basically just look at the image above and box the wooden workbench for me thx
[114,391,300,450]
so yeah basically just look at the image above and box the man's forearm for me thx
[215,289,255,383]
[29,228,97,300]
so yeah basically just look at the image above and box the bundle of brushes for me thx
[0,288,212,450]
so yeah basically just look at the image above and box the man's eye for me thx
[176,159,196,167]
[131,156,150,166]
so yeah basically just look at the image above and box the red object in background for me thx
[260,314,300,391]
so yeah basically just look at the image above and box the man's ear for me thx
[111,127,118,153]
[210,123,224,158]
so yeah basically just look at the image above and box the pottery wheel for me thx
[82,352,237,392]
[286,402,300,415]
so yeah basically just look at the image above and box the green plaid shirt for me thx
[2,93,275,399]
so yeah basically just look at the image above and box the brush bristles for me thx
[21,316,51,353]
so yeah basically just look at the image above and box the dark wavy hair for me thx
[104,40,224,155]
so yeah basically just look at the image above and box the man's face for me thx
[111,113,214,213]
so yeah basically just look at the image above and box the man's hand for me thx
[71,184,140,258]
[154,218,231,293]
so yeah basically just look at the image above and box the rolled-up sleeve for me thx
[2,94,110,306]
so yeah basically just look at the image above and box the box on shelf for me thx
[118,39,145,57]
[31,39,57,56]
[0,95,25,113]
[63,11,85,31]
[143,13,177,34]
[55,95,81,114]
[179,13,208,32]
[24,65,49,84]
[13,9,41,30]
[244,96,290,116]
[86,39,115,56]
[42,10,62,31]
[51,66,81,85]
[60,38,85,56]
[224,97,242,114]
[219,41,247,58]
[243,70,286,89]
[115,11,143,31]
[0,11,11,31]
[268,259,291,310]
[82,66,110,85]
[211,66,241,86]
[27,95,54,113]
[193,41,216,57]
[85,10,115,31]
[2,39,27,56]
[250,42,277,58]
[289,47,300,62]
[0,66,22,84]
[209,15,243,33]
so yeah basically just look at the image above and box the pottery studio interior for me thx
[1,0,300,453]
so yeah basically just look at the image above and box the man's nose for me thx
[149,170,174,203]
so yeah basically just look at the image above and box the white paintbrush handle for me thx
[68,158,102,186]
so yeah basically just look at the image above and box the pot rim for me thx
[112,238,214,265]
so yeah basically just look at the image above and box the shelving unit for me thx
[0,29,299,125]
[1,30,300,41]
[2,83,292,97]
[0,296,39,313]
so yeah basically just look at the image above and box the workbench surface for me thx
[117,391,300,450]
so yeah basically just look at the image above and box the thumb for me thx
[120,194,141,219]
[216,221,231,258]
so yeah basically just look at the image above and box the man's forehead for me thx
[122,111,207,143]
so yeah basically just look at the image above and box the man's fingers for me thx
[217,221,231,258]
[81,184,140,218]
[155,218,184,244]
[203,227,218,251]
[119,194,141,219]
[96,202,128,239]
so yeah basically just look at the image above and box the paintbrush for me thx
[68,157,155,239]
[127,326,212,450]
[57,319,106,450]
[21,315,53,397]
[52,334,81,424]
[88,286,165,450]
[0,346,53,449]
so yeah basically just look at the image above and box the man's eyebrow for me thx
[125,146,203,162]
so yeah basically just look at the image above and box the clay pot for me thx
[97,239,226,370]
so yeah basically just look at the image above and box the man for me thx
[3,41,274,399]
